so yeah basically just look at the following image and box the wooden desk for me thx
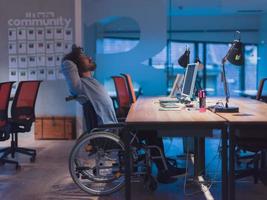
[212,98,267,200]
[124,97,228,200]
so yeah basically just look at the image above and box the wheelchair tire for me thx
[69,131,125,196]
[144,175,157,192]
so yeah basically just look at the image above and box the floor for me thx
[0,133,267,200]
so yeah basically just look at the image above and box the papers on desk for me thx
[160,102,180,108]
[159,101,183,111]
[159,107,182,111]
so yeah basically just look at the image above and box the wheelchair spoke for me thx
[69,132,125,195]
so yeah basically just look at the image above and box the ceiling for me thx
[170,0,267,16]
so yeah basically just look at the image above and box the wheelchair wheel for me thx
[144,175,157,192]
[69,131,125,196]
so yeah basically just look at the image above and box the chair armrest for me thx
[98,122,125,129]
[65,95,77,102]
[117,117,126,122]
[256,78,267,101]
[90,123,125,133]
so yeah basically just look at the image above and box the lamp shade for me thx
[178,48,190,68]
[226,39,244,66]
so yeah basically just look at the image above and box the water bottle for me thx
[198,90,206,112]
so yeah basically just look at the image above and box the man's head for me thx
[63,45,96,77]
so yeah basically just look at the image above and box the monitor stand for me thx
[176,94,191,104]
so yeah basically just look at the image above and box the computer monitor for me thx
[181,63,198,99]
[169,74,184,98]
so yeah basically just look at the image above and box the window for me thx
[170,42,195,69]
[206,43,242,96]
[97,38,258,95]
[151,46,167,69]
[97,38,149,65]
[245,45,258,91]
[151,42,195,69]
[101,38,138,54]
[205,43,258,96]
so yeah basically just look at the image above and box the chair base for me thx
[0,157,20,169]
[0,133,37,168]
[235,151,262,184]
[0,147,36,162]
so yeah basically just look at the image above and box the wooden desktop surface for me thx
[126,97,267,124]
[126,97,226,125]
[207,98,267,124]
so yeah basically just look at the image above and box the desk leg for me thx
[194,137,199,177]
[122,127,131,200]
[229,128,235,200]
[194,137,205,177]
[198,137,205,176]
[261,151,266,169]
[222,126,228,200]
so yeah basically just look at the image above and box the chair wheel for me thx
[144,175,157,192]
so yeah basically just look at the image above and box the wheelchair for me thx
[66,96,170,196]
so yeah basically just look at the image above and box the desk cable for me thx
[183,138,222,197]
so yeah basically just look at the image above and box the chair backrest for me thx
[0,82,14,128]
[121,74,137,103]
[82,100,98,131]
[11,81,41,123]
[112,76,131,108]
[256,78,267,101]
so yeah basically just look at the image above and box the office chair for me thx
[120,74,137,103]
[235,78,267,184]
[256,78,267,102]
[112,76,131,118]
[0,81,18,167]
[0,81,41,166]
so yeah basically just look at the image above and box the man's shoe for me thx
[157,171,177,184]
[157,167,186,184]
[166,163,186,178]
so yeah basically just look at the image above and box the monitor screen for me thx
[181,63,198,98]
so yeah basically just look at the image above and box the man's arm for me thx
[61,60,83,95]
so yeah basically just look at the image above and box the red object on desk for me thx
[198,90,206,112]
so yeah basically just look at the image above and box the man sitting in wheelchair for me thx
[61,45,186,195]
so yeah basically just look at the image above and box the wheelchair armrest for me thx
[65,95,77,102]
[117,117,126,122]
[91,123,125,133]
[65,95,88,102]
[98,122,125,129]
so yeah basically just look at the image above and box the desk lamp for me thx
[210,31,244,113]
[178,46,190,68]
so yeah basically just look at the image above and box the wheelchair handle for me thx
[65,95,77,102]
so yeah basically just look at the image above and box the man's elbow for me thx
[70,84,83,96]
